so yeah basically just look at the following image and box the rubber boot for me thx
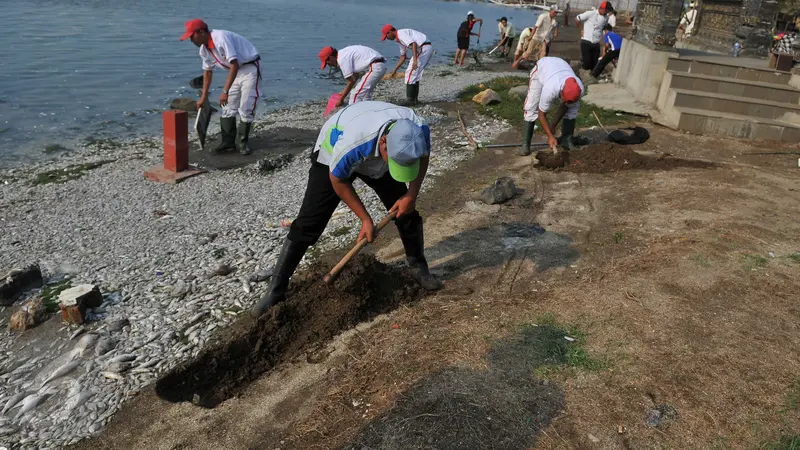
[519,120,536,156]
[214,117,237,153]
[402,84,416,106]
[411,82,420,105]
[400,224,442,291]
[250,239,309,318]
[236,121,253,155]
[558,118,578,151]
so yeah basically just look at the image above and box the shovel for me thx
[323,212,396,284]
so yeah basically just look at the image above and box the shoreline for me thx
[0,61,520,448]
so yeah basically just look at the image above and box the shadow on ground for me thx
[343,324,570,450]
[189,126,315,171]
[427,222,580,280]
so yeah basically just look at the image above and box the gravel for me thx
[0,64,519,449]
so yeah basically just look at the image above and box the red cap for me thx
[319,46,335,69]
[562,78,582,102]
[599,1,612,10]
[180,19,208,41]
[381,24,395,40]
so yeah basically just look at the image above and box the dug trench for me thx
[154,254,423,408]
[535,143,717,172]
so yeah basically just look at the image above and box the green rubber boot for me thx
[519,120,536,156]
[558,118,578,151]
[214,117,237,153]
[236,121,253,155]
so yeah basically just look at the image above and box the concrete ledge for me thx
[615,39,678,105]
[675,107,800,142]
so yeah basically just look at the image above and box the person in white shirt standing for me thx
[318,45,387,107]
[181,19,261,155]
[520,57,584,156]
[382,25,434,106]
[512,7,558,69]
[575,1,611,70]
[607,10,617,30]
[679,2,698,39]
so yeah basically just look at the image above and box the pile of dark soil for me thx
[537,144,715,173]
[155,254,423,408]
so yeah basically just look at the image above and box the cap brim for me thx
[381,34,388,40]
[179,31,193,41]
[387,158,420,183]
[320,61,327,69]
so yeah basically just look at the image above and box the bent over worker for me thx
[520,57,584,156]
[319,45,387,106]
[181,19,261,155]
[382,25,434,106]
[251,101,442,317]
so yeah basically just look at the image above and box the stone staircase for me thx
[654,57,800,142]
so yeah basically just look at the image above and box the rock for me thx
[480,177,517,205]
[189,75,204,89]
[578,69,598,87]
[58,284,103,325]
[0,264,43,306]
[213,264,234,277]
[508,85,529,100]
[170,280,189,298]
[472,89,502,106]
[255,153,294,174]
[169,98,197,112]
[8,298,48,332]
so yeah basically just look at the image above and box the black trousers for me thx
[580,40,601,70]
[287,157,424,258]
[591,49,620,78]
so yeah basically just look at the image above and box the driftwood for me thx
[0,264,43,306]
[457,109,479,151]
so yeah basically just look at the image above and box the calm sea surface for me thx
[0,0,543,167]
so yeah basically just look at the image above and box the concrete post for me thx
[143,110,204,184]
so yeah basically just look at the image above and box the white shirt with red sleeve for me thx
[395,29,428,56]
[337,45,384,79]
[199,29,260,71]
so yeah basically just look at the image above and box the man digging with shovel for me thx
[520,56,584,157]
[251,101,442,317]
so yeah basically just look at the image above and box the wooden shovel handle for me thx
[323,212,397,284]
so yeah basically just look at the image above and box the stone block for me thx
[508,85,529,100]
[473,89,502,106]
[58,284,103,325]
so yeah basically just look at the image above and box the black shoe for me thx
[214,117,237,153]
[519,120,536,156]
[236,121,253,155]
[250,239,309,318]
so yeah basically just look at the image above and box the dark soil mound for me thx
[155,254,423,408]
[537,144,715,173]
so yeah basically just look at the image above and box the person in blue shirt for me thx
[592,24,622,78]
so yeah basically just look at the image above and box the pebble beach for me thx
[0,65,518,448]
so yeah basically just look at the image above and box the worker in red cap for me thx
[319,45,387,107]
[381,25,433,106]
[180,19,261,155]
[520,57,584,156]
[576,1,611,70]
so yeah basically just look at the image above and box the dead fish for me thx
[1,392,26,414]
[138,359,159,369]
[107,361,131,373]
[130,368,152,375]
[110,354,136,363]
[242,280,252,294]
[0,425,16,436]
[14,394,44,419]
[42,360,81,386]
[69,333,99,359]
[94,337,114,356]
[188,312,206,324]
[69,327,86,340]
[100,371,123,381]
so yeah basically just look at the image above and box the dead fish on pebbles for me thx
[110,354,136,363]
[1,392,26,414]
[94,337,114,356]
[69,333,100,359]
[42,360,81,385]
[14,394,45,419]
[100,371,123,381]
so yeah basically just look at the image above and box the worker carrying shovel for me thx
[520,57,584,156]
[251,101,442,317]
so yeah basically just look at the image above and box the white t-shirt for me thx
[535,57,584,112]
[576,10,608,43]
[337,45,383,79]
[533,13,557,41]
[200,29,260,71]
[547,22,558,43]
[500,22,517,38]
[608,14,617,28]
[517,27,534,51]
[314,101,430,179]
[396,29,429,56]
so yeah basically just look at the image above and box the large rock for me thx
[189,75,204,89]
[569,59,583,75]
[8,298,48,332]
[473,89,502,106]
[0,264,43,306]
[480,177,517,205]
[508,85,529,100]
[58,284,103,325]
[169,97,198,112]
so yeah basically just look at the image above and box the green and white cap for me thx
[386,119,427,183]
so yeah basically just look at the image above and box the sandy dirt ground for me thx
[73,23,800,450]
